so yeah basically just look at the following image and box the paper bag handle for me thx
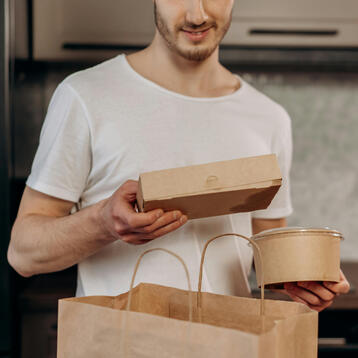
[126,248,193,322]
[197,233,265,318]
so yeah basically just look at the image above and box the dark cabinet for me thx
[0,0,12,356]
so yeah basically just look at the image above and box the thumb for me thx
[117,180,139,203]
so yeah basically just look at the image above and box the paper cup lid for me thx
[252,226,344,241]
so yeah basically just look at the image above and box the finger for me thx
[323,281,350,294]
[284,282,323,306]
[297,281,336,301]
[285,292,310,306]
[116,180,139,202]
[309,299,334,312]
[286,291,333,312]
[323,270,350,294]
[122,204,164,228]
[120,216,188,244]
[119,179,138,194]
[134,211,183,234]
[284,285,335,312]
[110,185,163,227]
[120,233,155,245]
[145,215,188,240]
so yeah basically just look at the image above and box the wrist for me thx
[92,199,119,243]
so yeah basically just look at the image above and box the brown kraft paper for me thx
[57,234,318,358]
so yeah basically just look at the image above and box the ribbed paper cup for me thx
[252,227,343,287]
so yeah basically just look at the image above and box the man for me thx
[8,0,349,311]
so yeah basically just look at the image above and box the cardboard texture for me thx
[137,154,282,219]
[57,284,318,358]
[57,235,318,358]
[252,228,342,287]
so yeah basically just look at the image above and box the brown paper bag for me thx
[57,235,318,358]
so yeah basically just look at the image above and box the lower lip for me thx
[182,28,211,42]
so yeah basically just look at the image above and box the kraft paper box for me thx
[137,154,282,219]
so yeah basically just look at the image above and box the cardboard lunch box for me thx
[136,154,282,219]
[252,227,343,288]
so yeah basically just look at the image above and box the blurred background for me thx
[1,0,358,357]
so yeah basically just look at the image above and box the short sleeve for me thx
[26,82,91,203]
[252,109,293,219]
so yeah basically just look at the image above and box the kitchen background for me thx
[1,0,358,357]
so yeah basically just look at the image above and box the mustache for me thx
[177,21,217,32]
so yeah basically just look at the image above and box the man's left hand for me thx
[282,270,350,312]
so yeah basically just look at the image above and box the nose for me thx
[185,0,209,26]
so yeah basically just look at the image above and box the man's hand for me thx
[100,180,188,245]
[281,270,350,312]
[9,181,188,276]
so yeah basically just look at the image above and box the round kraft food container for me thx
[251,227,343,287]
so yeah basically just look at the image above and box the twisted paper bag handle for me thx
[197,233,265,320]
[126,233,265,321]
[126,247,193,321]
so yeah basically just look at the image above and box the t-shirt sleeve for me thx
[252,108,293,219]
[26,82,91,203]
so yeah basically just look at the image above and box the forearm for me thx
[8,199,114,277]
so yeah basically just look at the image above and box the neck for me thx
[127,31,238,98]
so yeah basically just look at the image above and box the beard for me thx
[154,3,232,62]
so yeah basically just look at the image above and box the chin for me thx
[175,40,218,62]
[179,47,217,62]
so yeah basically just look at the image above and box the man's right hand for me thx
[99,180,188,245]
[8,180,187,277]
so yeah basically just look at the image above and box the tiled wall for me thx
[13,60,358,261]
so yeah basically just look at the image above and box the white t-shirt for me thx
[27,54,293,298]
